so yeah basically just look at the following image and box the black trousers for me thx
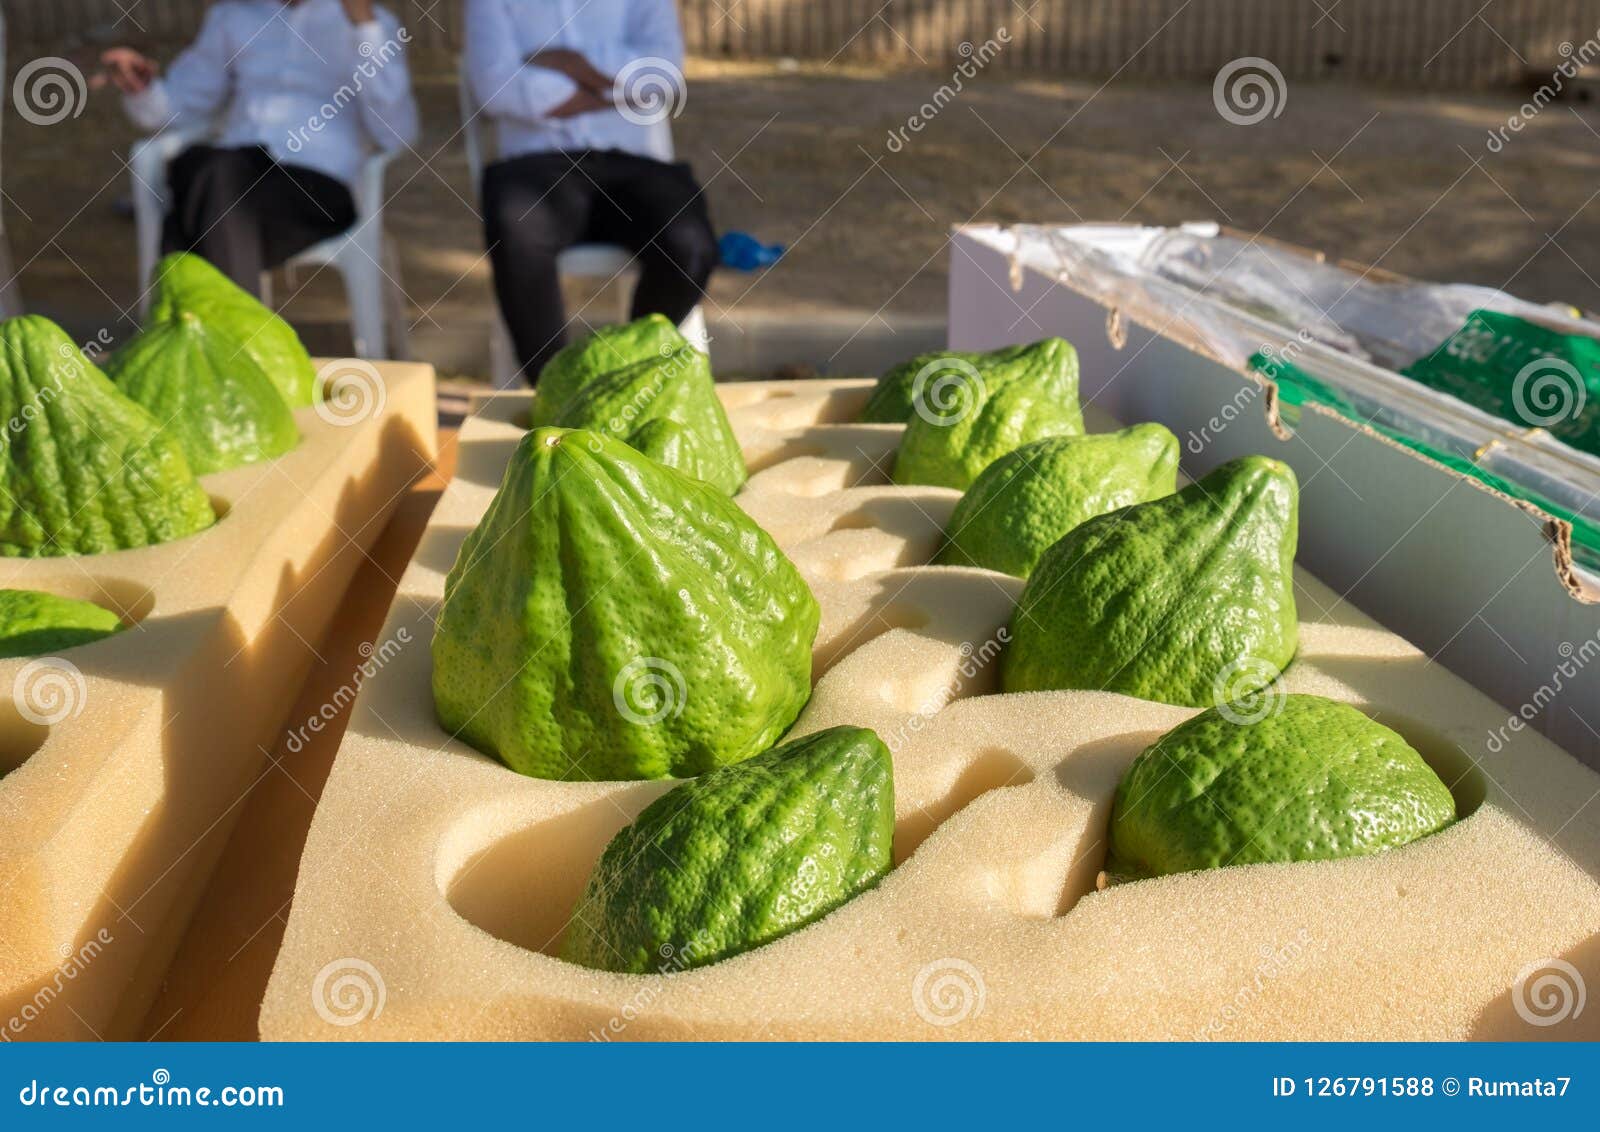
[482,148,717,384]
[162,145,356,299]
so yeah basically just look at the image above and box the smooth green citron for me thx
[1002,455,1299,707]
[561,725,895,973]
[936,423,1179,577]
[892,344,1084,491]
[1107,695,1456,879]
[146,252,319,406]
[431,427,817,780]
[529,314,688,427]
[0,589,124,658]
[0,315,216,557]
[553,344,746,493]
[106,311,300,474]
[859,338,1080,426]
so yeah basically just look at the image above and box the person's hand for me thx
[528,48,614,96]
[341,0,378,24]
[546,88,614,120]
[93,47,159,95]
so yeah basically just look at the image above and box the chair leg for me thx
[345,260,387,360]
[680,305,710,355]
[490,319,519,390]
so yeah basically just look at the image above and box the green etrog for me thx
[529,314,688,427]
[892,343,1084,491]
[0,589,125,658]
[106,312,300,475]
[1107,695,1457,879]
[431,427,817,780]
[553,344,746,493]
[561,725,895,973]
[1002,455,1298,707]
[0,315,216,557]
[146,252,319,406]
[860,338,1080,426]
[936,423,1179,577]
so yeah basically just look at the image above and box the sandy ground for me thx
[4,55,1600,374]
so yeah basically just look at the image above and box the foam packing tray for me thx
[1,359,436,1041]
[262,379,1600,1040]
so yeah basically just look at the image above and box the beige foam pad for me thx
[261,379,1600,1040]
[0,361,436,1040]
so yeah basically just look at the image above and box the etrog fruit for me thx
[554,344,746,493]
[106,311,300,475]
[936,423,1179,577]
[561,725,895,973]
[1108,695,1456,879]
[0,589,124,658]
[892,343,1084,491]
[431,427,818,780]
[0,315,216,557]
[146,252,319,406]
[860,338,1080,426]
[529,314,687,427]
[1002,455,1298,707]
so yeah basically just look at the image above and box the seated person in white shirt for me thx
[98,0,418,299]
[465,0,718,383]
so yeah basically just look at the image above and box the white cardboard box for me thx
[949,224,1600,768]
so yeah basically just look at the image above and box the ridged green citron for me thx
[553,344,746,493]
[146,252,319,406]
[859,338,1080,426]
[561,725,894,972]
[891,344,1085,490]
[529,314,687,427]
[106,311,300,474]
[936,423,1179,577]
[1107,695,1456,879]
[0,589,124,658]
[1002,455,1298,706]
[431,427,817,780]
[0,315,216,557]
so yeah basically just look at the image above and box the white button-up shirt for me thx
[122,0,419,188]
[464,0,683,162]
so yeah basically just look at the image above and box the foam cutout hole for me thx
[0,696,52,777]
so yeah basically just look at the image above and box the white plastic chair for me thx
[129,131,407,360]
[458,73,708,388]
